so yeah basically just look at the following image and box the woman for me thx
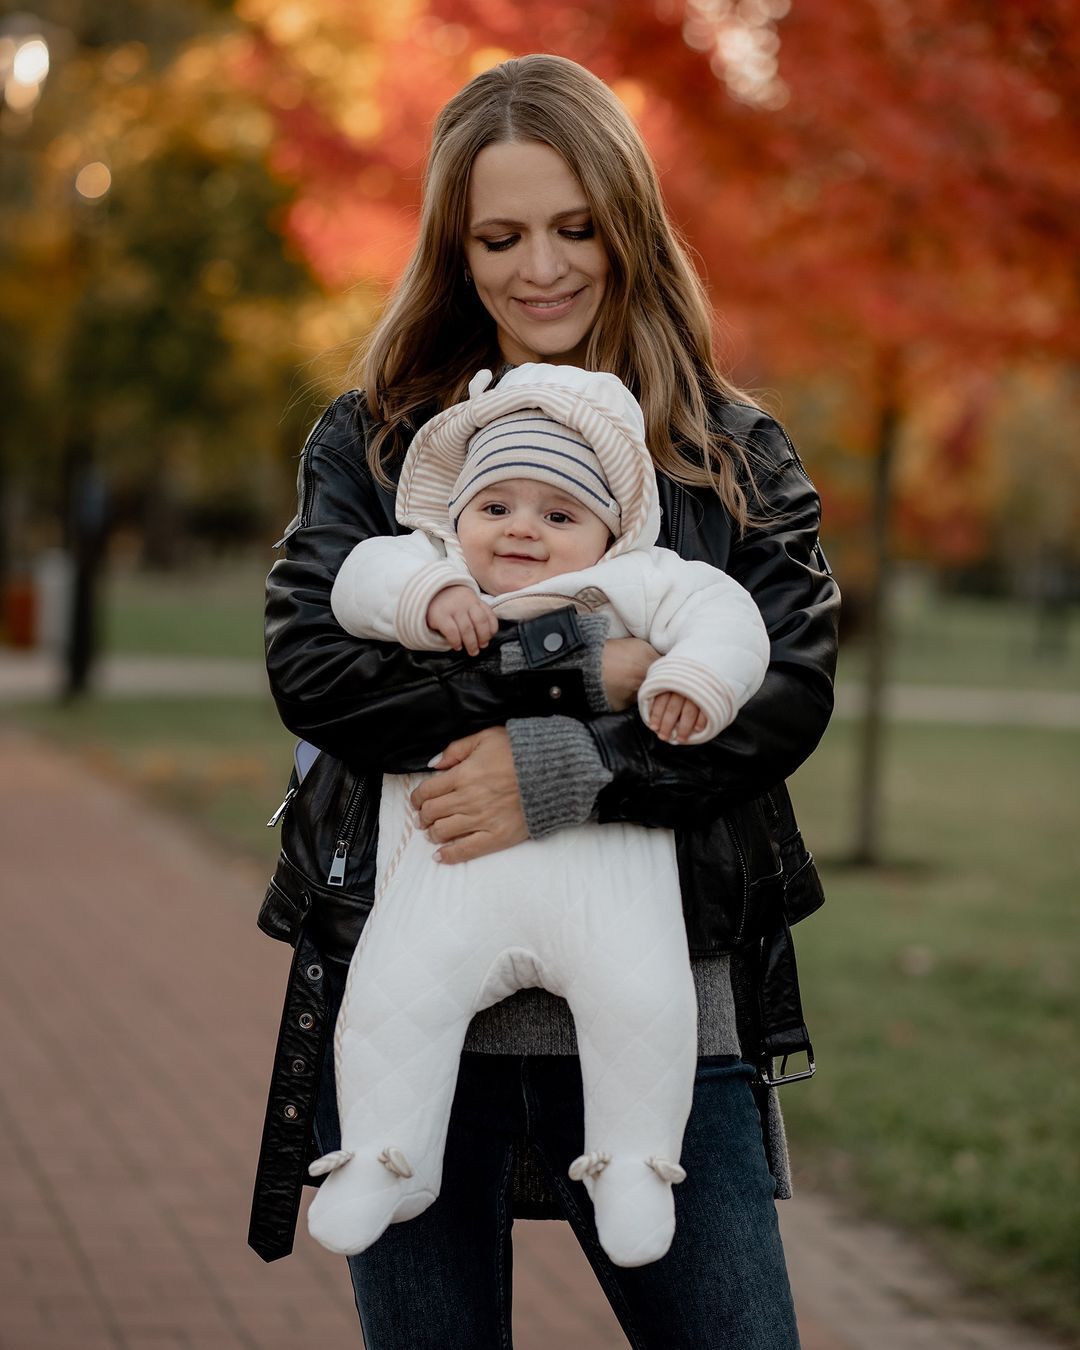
[251,53,839,1348]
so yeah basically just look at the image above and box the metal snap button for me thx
[291,1058,307,1074]
[306,964,323,982]
[542,631,564,652]
[548,685,562,700]
[298,1012,315,1030]
[283,1103,299,1120]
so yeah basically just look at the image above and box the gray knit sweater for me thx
[461,614,739,1059]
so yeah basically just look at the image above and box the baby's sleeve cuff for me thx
[396,564,481,650]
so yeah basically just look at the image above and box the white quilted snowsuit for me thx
[306,366,770,1266]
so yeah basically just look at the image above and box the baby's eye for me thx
[481,502,509,516]
[546,511,573,525]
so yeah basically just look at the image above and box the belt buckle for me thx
[758,1050,816,1087]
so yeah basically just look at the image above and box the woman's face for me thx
[463,140,610,367]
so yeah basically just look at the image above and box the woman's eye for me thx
[561,225,595,241]
[480,237,516,253]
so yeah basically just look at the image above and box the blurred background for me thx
[1,0,1077,1343]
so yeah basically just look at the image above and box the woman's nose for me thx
[519,234,568,287]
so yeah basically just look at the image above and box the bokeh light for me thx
[75,161,113,199]
[12,36,50,87]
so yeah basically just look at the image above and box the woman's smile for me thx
[513,288,585,320]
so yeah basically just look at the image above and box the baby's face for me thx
[456,478,612,595]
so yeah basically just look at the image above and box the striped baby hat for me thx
[448,411,621,534]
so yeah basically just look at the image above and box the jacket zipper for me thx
[327,777,368,887]
[265,786,296,828]
[668,482,684,552]
[724,817,750,944]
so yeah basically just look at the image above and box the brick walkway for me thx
[0,724,1069,1349]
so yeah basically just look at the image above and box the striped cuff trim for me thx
[637,656,737,744]
[396,565,480,649]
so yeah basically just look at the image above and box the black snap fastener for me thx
[548,685,562,700]
[306,963,323,981]
[298,1012,315,1030]
[543,631,564,652]
[283,1103,298,1121]
[291,1057,307,1074]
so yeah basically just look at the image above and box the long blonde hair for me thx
[354,54,762,526]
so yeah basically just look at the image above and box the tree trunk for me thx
[852,368,901,865]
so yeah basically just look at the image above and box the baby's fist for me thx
[426,585,497,656]
[647,691,708,744]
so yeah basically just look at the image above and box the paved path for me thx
[0,726,1072,1349]
[3,650,1080,727]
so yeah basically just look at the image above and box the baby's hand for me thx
[648,691,708,745]
[426,586,497,656]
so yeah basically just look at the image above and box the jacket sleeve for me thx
[264,393,594,771]
[621,550,771,743]
[588,422,840,828]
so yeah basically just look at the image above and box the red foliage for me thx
[239,1,1080,362]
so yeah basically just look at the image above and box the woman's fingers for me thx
[434,831,497,865]
[420,732,483,776]
[409,727,527,859]
[425,812,473,845]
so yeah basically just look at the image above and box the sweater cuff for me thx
[506,715,614,839]
[499,612,611,715]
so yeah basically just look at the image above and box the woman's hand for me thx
[601,637,660,711]
[410,726,528,863]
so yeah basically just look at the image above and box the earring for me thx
[464,267,473,285]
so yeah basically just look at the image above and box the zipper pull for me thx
[266,787,297,828]
[327,842,348,887]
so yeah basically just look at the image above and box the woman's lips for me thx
[513,289,582,321]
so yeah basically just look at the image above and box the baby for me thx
[306,363,770,1267]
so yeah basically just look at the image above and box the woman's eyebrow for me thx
[469,206,591,230]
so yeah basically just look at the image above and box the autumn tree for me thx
[237,0,1080,860]
[0,0,320,580]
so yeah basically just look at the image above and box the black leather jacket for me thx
[247,390,840,1261]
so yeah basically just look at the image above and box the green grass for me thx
[786,719,1080,1340]
[838,590,1080,691]
[101,556,270,659]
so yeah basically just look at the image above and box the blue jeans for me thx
[312,966,800,1349]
